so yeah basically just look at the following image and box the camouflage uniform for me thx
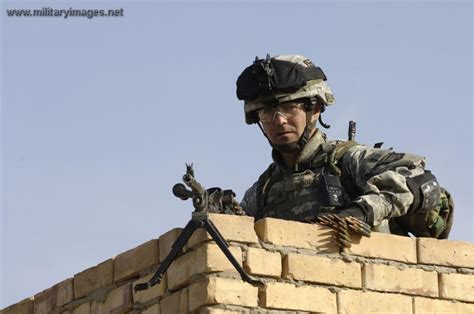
[240,129,431,233]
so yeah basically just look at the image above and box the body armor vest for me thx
[256,156,356,222]
[255,135,360,222]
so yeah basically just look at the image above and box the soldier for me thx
[236,54,453,238]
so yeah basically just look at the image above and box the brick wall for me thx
[2,213,474,313]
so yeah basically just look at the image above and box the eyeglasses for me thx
[257,102,305,123]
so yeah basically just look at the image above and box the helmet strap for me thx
[257,122,299,153]
[273,142,299,153]
[294,109,316,150]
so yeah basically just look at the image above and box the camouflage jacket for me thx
[240,129,433,233]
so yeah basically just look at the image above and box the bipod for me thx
[134,211,263,292]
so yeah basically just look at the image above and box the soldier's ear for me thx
[316,103,322,113]
[310,104,321,123]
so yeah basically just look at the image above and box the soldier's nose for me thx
[272,111,288,124]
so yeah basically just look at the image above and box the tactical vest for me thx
[255,140,454,239]
[255,141,359,222]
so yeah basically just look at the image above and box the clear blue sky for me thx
[1,0,472,308]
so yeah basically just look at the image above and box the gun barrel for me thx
[179,163,209,212]
[183,174,207,197]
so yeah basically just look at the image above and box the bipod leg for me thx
[134,219,202,292]
[203,219,263,286]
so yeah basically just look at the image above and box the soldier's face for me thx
[261,105,320,146]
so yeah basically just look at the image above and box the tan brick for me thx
[142,303,160,314]
[261,281,336,312]
[188,213,258,248]
[132,272,167,304]
[440,273,474,302]
[33,287,54,314]
[74,259,113,298]
[160,290,180,314]
[413,297,474,314]
[180,287,189,314]
[114,239,159,281]
[159,228,183,262]
[31,279,73,312]
[1,297,34,314]
[55,278,74,307]
[189,277,258,311]
[90,301,99,314]
[244,248,281,278]
[417,238,474,268]
[338,289,412,314]
[283,253,361,288]
[345,232,417,263]
[199,309,244,314]
[364,263,438,297]
[72,302,90,314]
[92,283,133,313]
[167,243,242,290]
[254,217,338,253]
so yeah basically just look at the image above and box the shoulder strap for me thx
[331,140,359,160]
[326,140,359,176]
[327,140,361,199]
[255,163,276,219]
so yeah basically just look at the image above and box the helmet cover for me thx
[236,54,335,124]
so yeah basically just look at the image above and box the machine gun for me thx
[172,164,246,216]
[134,164,262,292]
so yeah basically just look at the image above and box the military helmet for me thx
[236,54,335,124]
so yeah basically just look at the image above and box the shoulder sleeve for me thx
[240,181,259,218]
[341,145,428,226]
